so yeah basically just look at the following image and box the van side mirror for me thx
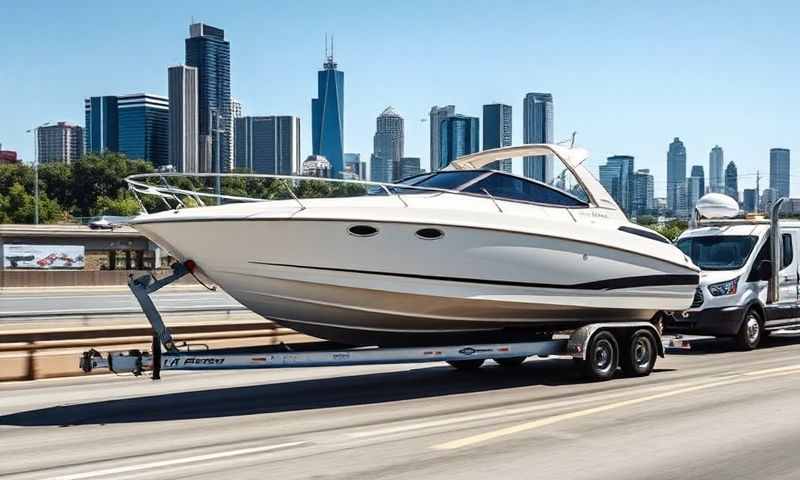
[757,260,773,281]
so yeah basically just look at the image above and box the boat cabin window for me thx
[462,172,588,207]
[402,171,485,190]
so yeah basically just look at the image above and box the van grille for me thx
[690,287,704,308]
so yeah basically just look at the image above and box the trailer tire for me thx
[494,356,526,367]
[621,329,657,377]
[582,331,619,381]
[736,308,763,351]
[447,359,485,371]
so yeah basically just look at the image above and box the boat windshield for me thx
[676,235,757,271]
[462,172,588,207]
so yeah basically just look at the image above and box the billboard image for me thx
[3,244,85,269]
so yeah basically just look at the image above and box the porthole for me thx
[416,228,444,240]
[348,225,379,237]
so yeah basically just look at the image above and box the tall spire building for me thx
[666,137,687,213]
[709,145,724,193]
[312,36,344,177]
[522,92,554,182]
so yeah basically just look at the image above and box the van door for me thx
[770,230,800,327]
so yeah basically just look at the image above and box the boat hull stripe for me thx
[249,261,699,291]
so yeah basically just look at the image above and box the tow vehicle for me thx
[80,260,666,382]
[665,195,800,349]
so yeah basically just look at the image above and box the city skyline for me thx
[3,2,799,196]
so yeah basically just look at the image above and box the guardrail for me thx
[0,321,300,381]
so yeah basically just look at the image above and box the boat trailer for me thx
[80,261,666,381]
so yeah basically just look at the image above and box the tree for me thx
[93,193,142,216]
[4,182,64,224]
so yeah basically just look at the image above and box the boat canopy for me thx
[444,144,619,212]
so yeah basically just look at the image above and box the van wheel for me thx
[736,309,763,350]
[447,359,485,370]
[621,329,657,377]
[582,331,619,381]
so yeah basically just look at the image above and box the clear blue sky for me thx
[2,0,798,196]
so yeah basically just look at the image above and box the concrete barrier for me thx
[0,322,312,381]
[0,269,208,288]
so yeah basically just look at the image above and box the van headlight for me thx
[708,278,739,296]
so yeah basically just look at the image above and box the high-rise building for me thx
[686,176,703,216]
[0,145,18,164]
[186,23,231,174]
[399,157,422,179]
[743,188,757,213]
[429,105,455,172]
[371,107,404,182]
[312,40,344,177]
[770,148,790,199]
[117,94,169,167]
[633,169,654,215]
[760,188,777,213]
[690,165,705,197]
[226,98,243,172]
[234,116,300,175]
[168,65,199,173]
[84,96,119,153]
[344,153,362,179]
[709,145,724,193]
[37,122,84,163]
[439,115,479,170]
[725,161,739,202]
[522,92,554,182]
[666,137,687,213]
[598,155,634,215]
[482,103,512,173]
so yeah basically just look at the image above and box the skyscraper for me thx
[344,153,362,179]
[522,92,554,182]
[186,23,231,174]
[760,188,777,212]
[370,107,404,183]
[429,105,455,173]
[686,176,703,216]
[709,145,724,193]
[743,189,757,213]
[633,169,655,216]
[439,114,479,170]
[598,155,634,215]
[770,148,790,199]
[226,98,243,172]
[37,122,84,163]
[690,165,705,198]
[168,65,199,173]
[84,96,119,153]
[399,157,422,179]
[725,161,739,202]
[482,103,512,173]
[117,94,169,167]
[312,39,344,177]
[234,116,300,175]
[666,137,687,213]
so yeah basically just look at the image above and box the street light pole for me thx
[26,123,49,225]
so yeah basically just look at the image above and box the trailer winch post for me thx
[128,261,193,353]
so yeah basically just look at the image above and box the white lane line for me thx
[52,441,308,480]
[432,364,800,450]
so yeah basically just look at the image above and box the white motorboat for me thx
[127,144,699,346]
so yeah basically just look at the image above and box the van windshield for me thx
[676,235,758,271]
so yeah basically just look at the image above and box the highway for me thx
[0,287,244,321]
[3,335,800,479]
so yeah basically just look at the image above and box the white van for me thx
[665,211,800,350]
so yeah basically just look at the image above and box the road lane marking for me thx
[432,364,800,450]
[53,441,308,480]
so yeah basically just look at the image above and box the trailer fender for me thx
[567,322,664,360]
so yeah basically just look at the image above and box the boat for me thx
[126,144,700,347]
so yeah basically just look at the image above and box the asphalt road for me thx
[0,287,244,319]
[3,335,800,479]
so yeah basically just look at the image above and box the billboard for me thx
[3,244,85,269]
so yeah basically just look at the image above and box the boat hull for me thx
[134,216,698,346]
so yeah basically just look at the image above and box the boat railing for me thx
[124,172,505,215]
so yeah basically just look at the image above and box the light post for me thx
[25,122,50,225]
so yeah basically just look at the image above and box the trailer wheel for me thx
[582,331,619,381]
[494,356,526,367]
[736,309,763,351]
[447,359,485,370]
[621,329,657,377]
